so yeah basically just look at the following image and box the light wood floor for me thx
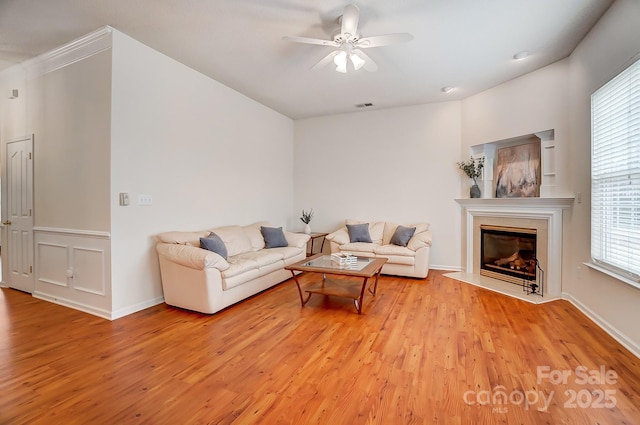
[1,271,639,424]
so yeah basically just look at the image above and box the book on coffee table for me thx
[330,252,357,266]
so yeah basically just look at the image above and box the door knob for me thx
[2,220,11,225]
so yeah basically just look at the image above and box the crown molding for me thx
[25,26,113,77]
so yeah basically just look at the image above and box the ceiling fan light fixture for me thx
[284,4,412,73]
[350,53,365,71]
[441,86,455,93]
[334,51,348,73]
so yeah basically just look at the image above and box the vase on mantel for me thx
[470,183,481,198]
[304,223,311,235]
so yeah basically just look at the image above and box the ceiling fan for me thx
[283,4,413,73]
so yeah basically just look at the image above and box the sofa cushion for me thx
[383,222,430,245]
[378,254,415,266]
[375,244,416,257]
[212,225,253,257]
[156,243,229,271]
[261,226,289,248]
[258,260,286,276]
[221,251,285,290]
[158,230,209,247]
[340,250,375,259]
[346,220,384,244]
[346,223,372,243]
[390,226,416,247]
[284,231,311,249]
[340,242,378,253]
[223,257,259,279]
[200,232,228,260]
[222,269,261,290]
[244,221,270,250]
[407,230,432,251]
[270,246,304,260]
[325,227,350,245]
[234,250,284,267]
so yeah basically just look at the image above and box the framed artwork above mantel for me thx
[494,141,541,198]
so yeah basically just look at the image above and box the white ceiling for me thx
[0,0,613,119]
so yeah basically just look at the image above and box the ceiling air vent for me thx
[355,103,374,108]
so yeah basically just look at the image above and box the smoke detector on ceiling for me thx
[513,51,529,60]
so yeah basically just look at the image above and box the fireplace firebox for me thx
[480,225,543,295]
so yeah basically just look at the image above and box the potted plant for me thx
[457,157,485,198]
[300,209,314,234]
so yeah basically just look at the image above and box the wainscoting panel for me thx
[33,227,111,318]
[36,242,69,287]
[72,246,106,295]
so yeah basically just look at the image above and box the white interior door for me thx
[4,135,34,293]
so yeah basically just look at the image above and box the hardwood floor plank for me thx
[1,271,640,424]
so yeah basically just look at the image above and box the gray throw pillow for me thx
[261,226,288,248]
[200,232,228,259]
[346,223,372,243]
[390,225,416,247]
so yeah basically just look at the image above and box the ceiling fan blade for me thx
[311,50,340,71]
[283,35,339,47]
[341,4,360,38]
[357,33,414,48]
[353,49,377,72]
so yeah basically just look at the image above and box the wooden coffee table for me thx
[285,254,387,314]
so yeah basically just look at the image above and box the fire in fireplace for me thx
[480,225,541,294]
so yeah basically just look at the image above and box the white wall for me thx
[294,103,462,270]
[0,31,113,232]
[109,30,295,316]
[563,0,640,352]
[461,59,571,197]
[37,50,112,231]
[0,66,28,143]
[0,65,28,258]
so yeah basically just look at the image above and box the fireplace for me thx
[449,197,573,302]
[480,225,538,287]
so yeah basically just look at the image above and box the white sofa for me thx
[325,220,432,278]
[156,221,310,314]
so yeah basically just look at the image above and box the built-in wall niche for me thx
[470,129,555,198]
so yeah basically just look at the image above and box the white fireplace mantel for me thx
[455,197,574,209]
[449,197,574,303]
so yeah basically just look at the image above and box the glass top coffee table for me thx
[284,253,387,314]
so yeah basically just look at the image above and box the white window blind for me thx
[591,57,640,283]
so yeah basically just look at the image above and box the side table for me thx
[305,232,328,257]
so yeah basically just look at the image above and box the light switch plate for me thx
[138,194,153,206]
[119,192,129,206]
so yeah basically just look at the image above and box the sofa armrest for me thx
[285,231,311,249]
[407,230,433,251]
[156,243,230,271]
[325,227,350,245]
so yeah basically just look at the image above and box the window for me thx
[591,57,640,285]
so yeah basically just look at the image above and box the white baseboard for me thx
[33,291,165,321]
[430,264,462,271]
[33,291,112,320]
[562,292,640,359]
[110,297,165,320]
